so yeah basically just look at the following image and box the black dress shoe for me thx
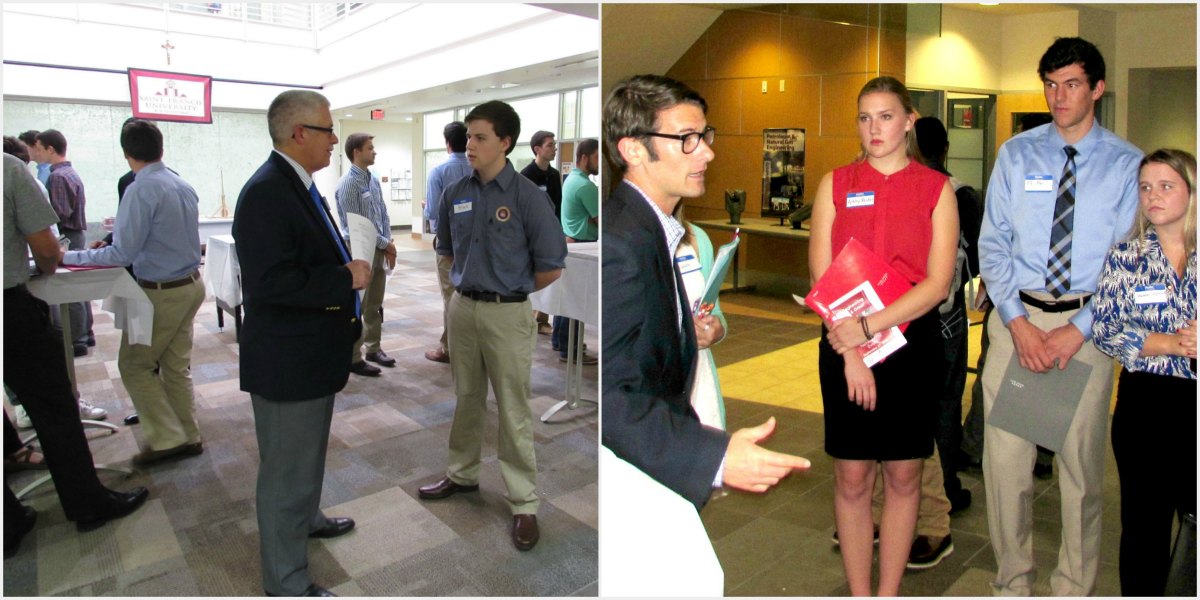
[512,514,539,551]
[4,506,37,558]
[349,361,381,377]
[417,477,479,500]
[73,344,88,357]
[76,487,149,532]
[365,350,396,367]
[1033,462,1054,480]
[123,414,140,425]
[948,488,972,515]
[266,584,337,597]
[309,517,355,539]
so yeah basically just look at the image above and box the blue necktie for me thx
[1046,146,1077,298]
[309,183,360,317]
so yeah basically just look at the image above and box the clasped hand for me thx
[1177,320,1197,358]
[826,316,869,355]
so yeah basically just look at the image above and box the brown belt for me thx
[138,271,199,290]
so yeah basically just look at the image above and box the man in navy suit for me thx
[600,75,811,594]
[233,90,370,597]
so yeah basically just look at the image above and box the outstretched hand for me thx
[723,417,812,493]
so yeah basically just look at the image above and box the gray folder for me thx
[986,354,1093,454]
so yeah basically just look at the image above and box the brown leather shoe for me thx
[417,477,479,500]
[349,361,381,377]
[512,514,539,551]
[424,347,449,363]
[365,350,396,367]
[132,443,196,466]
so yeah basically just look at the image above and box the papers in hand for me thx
[986,354,1093,454]
[801,237,913,367]
[694,233,740,313]
[346,213,377,306]
[792,285,906,367]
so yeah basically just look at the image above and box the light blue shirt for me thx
[35,162,50,187]
[64,161,200,282]
[425,152,472,232]
[335,164,390,250]
[979,121,1142,338]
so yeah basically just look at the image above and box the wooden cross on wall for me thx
[161,39,175,65]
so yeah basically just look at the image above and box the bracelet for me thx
[859,315,872,340]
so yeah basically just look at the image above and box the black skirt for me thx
[819,309,943,461]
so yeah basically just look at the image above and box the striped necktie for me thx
[1045,146,1077,298]
[309,183,360,317]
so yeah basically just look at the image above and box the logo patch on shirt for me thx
[495,206,511,222]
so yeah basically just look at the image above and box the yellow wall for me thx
[666,7,905,222]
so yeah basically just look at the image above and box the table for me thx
[695,218,812,296]
[529,242,598,422]
[205,235,242,339]
[21,266,150,493]
[198,218,234,249]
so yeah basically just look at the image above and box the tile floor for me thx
[3,233,598,596]
[703,292,1124,596]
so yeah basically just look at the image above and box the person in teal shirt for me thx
[561,139,599,242]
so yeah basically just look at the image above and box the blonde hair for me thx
[856,76,922,163]
[1130,148,1197,259]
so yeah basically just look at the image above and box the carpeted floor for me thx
[3,233,598,596]
[702,292,1124,596]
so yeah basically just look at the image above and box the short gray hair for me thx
[267,90,330,146]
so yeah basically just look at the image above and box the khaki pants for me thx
[446,293,539,514]
[118,276,205,451]
[435,251,454,353]
[982,305,1113,596]
[352,247,387,363]
[872,447,951,538]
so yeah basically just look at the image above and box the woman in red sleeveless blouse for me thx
[808,76,960,595]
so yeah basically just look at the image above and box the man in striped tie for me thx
[977,37,1143,596]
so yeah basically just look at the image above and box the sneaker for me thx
[907,534,954,570]
[14,405,32,429]
[831,526,880,546]
[78,398,108,421]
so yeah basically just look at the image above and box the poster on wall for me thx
[761,128,806,223]
[127,68,213,124]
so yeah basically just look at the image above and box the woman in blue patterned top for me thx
[1091,148,1197,596]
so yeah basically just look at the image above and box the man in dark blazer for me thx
[600,75,811,593]
[233,90,370,597]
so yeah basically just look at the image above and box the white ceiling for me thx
[1,2,599,120]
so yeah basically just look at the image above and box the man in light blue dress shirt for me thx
[977,37,1142,596]
[335,133,396,377]
[62,120,207,467]
[422,121,472,364]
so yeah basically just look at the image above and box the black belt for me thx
[1019,291,1091,313]
[138,271,200,290]
[458,289,527,303]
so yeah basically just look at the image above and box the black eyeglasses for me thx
[301,124,335,134]
[645,126,716,154]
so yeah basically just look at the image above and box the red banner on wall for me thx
[128,68,212,124]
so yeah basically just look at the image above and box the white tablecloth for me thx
[205,234,241,307]
[26,266,155,345]
[530,242,598,325]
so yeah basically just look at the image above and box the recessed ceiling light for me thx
[345,113,353,117]
[404,117,413,122]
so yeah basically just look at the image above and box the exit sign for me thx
[370,109,384,120]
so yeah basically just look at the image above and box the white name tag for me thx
[452,199,472,214]
[1025,175,1054,192]
[361,191,372,201]
[675,254,702,275]
[538,185,548,192]
[846,191,875,208]
[1134,284,1168,305]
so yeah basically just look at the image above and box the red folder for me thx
[803,237,913,366]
